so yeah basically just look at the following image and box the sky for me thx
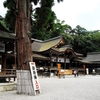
[0,0,7,17]
[0,0,100,31]
[52,0,100,31]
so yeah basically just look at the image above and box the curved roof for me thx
[32,36,65,52]
[0,23,15,41]
[76,52,100,64]
[51,46,73,54]
[83,52,100,62]
[51,47,77,56]
[33,53,50,60]
[0,30,15,40]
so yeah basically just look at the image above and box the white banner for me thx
[29,62,41,91]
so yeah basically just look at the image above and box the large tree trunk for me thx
[15,0,32,70]
[15,0,35,95]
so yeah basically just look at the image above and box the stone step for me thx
[0,82,17,92]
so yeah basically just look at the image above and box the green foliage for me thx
[57,0,63,3]
[3,0,100,53]
[40,0,54,8]
[3,0,16,32]
[31,0,56,40]
[35,7,52,28]
[71,30,100,53]
[63,34,74,45]
[0,19,6,27]
[71,25,87,35]
[90,32,100,52]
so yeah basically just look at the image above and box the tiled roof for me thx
[32,36,83,59]
[77,52,100,64]
[0,30,15,40]
[32,36,65,52]
[51,46,72,53]
[83,52,100,61]
[33,53,50,60]
[51,46,83,58]
[0,22,15,40]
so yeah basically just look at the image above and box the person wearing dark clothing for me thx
[74,70,78,77]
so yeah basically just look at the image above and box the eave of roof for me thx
[32,36,65,52]
[75,59,92,64]
[39,38,63,52]
[51,46,83,57]
[75,52,100,64]
[74,52,83,57]
[0,22,15,40]
[51,46,72,54]
[83,52,100,62]
[33,53,50,60]
[76,59,100,64]
[0,30,15,40]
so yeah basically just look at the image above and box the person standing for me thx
[74,70,77,77]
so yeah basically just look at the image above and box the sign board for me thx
[29,62,41,94]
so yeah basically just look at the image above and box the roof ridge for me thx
[31,35,63,43]
[43,35,63,42]
[88,52,100,55]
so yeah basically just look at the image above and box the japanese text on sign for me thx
[29,62,40,90]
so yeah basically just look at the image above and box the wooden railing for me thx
[0,69,16,75]
[0,69,16,82]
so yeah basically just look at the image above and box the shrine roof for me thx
[0,30,15,40]
[33,53,50,60]
[76,52,100,64]
[51,46,83,57]
[0,23,15,41]
[32,36,65,52]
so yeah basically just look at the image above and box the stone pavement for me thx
[0,75,100,100]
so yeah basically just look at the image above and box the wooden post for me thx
[64,55,66,69]
[83,65,86,75]
[2,55,6,74]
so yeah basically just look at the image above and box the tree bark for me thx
[15,0,32,70]
[15,0,36,95]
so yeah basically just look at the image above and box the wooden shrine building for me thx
[31,36,83,73]
[0,22,16,81]
[76,52,100,74]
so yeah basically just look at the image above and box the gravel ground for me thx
[0,75,100,100]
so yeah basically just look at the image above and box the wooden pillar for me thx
[69,59,71,68]
[56,54,58,67]
[64,55,66,69]
[50,52,53,68]
[83,64,86,75]
[2,55,6,74]
[14,41,17,69]
[2,41,7,74]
